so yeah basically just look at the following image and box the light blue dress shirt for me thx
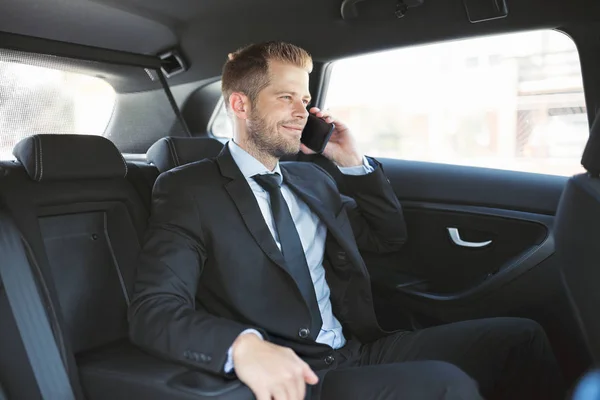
[225,139,374,372]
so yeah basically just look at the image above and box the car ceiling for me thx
[1,0,600,87]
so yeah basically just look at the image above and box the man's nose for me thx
[293,100,309,119]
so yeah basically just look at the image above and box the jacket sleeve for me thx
[128,170,267,377]
[323,157,407,254]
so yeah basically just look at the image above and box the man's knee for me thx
[508,317,545,332]
[497,317,549,344]
[423,361,482,399]
[476,317,546,344]
[380,361,482,399]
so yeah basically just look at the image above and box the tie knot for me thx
[253,173,282,192]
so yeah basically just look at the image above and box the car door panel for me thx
[368,202,553,299]
[361,158,567,320]
[362,159,591,383]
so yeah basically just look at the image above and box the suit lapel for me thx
[216,146,363,275]
[281,166,360,263]
[216,146,287,270]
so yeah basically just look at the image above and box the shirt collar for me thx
[228,140,283,185]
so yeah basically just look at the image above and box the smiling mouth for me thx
[281,125,304,139]
[282,125,304,132]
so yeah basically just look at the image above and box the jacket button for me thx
[337,251,347,261]
[183,350,191,359]
[199,353,212,363]
[325,355,335,365]
[298,328,310,338]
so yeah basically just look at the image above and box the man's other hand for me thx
[232,333,319,400]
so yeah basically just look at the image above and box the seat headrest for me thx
[146,137,224,173]
[13,134,127,182]
[582,113,600,177]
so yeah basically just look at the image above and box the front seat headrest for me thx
[13,134,128,182]
[582,113,600,177]
[146,137,224,173]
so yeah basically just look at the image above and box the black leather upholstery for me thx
[556,175,600,361]
[13,134,128,182]
[146,136,224,173]
[147,136,350,192]
[0,135,255,400]
[556,113,600,363]
[582,115,600,177]
[78,341,253,400]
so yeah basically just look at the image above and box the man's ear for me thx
[229,92,251,120]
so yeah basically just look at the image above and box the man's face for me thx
[246,61,311,158]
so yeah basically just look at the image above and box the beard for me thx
[246,109,302,159]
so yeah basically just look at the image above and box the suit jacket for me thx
[128,145,407,377]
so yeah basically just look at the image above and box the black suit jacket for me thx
[128,145,407,377]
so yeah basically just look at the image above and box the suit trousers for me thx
[313,317,565,400]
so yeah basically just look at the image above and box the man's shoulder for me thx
[155,158,222,189]
[281,160,330,175]
[281,160,337,188]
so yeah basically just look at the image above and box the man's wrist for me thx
[225,329,263,373]
[338,155,374,176]
[232,330,263,354]
[335,153,364,168]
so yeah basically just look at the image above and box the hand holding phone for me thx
[300,114,335,154]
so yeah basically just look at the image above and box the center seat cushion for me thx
[7,134,253,400]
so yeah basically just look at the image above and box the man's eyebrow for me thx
[275,91,312,100]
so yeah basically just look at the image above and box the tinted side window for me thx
[324,30,587,176]
[0,60,115,159]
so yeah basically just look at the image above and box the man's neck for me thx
[235,138,279,172]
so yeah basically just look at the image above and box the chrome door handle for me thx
[447,228,492,248]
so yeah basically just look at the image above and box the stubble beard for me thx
[247,110,301,159]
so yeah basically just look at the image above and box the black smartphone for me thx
[301,114,335,154]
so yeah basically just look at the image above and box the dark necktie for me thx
[252,173,322,338]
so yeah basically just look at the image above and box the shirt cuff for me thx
[337,155,374,176]
[224,329,264,373]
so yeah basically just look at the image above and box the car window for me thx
[324,29,588,176]
[210,98,234,139]
[0,59,116,160]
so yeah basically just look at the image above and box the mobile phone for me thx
[301,114,335,154]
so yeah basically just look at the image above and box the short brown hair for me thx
[221,41,313,108]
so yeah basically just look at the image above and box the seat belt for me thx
[0,211,76,400]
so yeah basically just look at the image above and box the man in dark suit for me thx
[129,41,565,400]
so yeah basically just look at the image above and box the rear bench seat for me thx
[145,136,345,193]
[146,136,225,173]
[0,134,252,400]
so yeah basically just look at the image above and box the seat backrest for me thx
[555,113,600,363]
[145,136,350,193]
[146,136,224,173]
[0,134,153,397]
